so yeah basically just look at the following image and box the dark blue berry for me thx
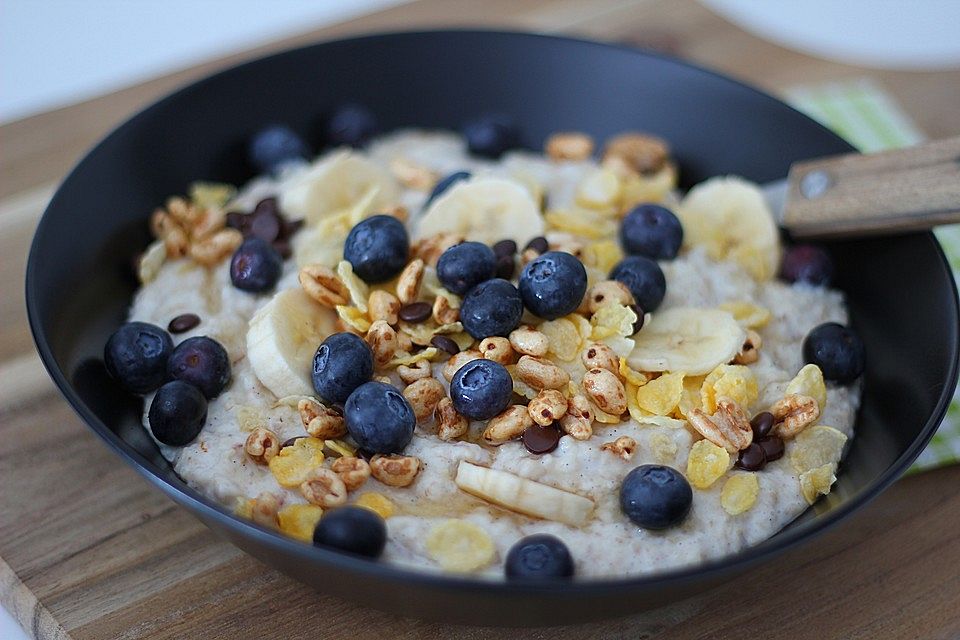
[343,215,409,284]
[462,116,520,159]
[312,333,374,405]
[312,506,386,558]
[610,256,666,312]
[230,238,283,293]
[104,321,173,393]
[326,103,378,147]
[248,124,310,174]
[436,241,496,295]
[449,358,513,420]
[780,244,834,286]
[620,465,692,530]
[519,251,588,320]
[459,278,523,339]
[166,336,230,399]
[505,534,574,580]
[803,322,865,384]
[619,204,683,260]
[344,381,415,454]
[148,380,208,446]
[425,171,471,207]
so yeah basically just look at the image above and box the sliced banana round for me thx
[246,288,337,399]
[628,307,745,376]
[677,176,780,281]
[454,461,594,526]
[279,150,399,224]
[415,177,544,247]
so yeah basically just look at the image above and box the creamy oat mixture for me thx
[129,129,859,578]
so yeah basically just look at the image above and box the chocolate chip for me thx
[522,423,561,455]
[492,239,517,257]
[756,436,784,462]
[225,211,248,231]
[629,304,645,334]
[356,448,374,461]
[398,302,432,323]
[282,218,304,238]
[168,313,201,334]
[524,236,549,254]
[751,411,775,439]
[249,209,282,243]
[495,254,516,279]
[273,238,292,259]
[430,335,460,355]
[735,442,767,471]
[253,197,279,217]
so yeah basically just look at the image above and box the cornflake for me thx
[189,181,236,209]
[720,474,759,515]
[277,504,323,542]
[686,439,731,489]
[582,239,623,274]
[425,519,496,573]
[590,303,637,340]
[635,372,685,416]
[336,305,371,333]
[386,347,439,369]
[676,375,705,418]
[336,260,369,312]
[619,358,649,387]
[718,301,771,329]
[785,364,828,412]
[354,492,396,519]
[700,364,758,414]
[790,425,847,474]
[268,437,326,488]
[545,208,618,240]
[399,320,464,346]
[324,439,357,458]
[799,463,837,505]
[539,317,581,361]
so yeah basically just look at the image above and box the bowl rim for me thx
[25,28,960,596]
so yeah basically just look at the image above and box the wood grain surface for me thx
[2,0,959,638]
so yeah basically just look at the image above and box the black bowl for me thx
[26,30,959,626]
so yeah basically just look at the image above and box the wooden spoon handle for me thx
[782,136,960,239]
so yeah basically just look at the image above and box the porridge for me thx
[104,112,864,579]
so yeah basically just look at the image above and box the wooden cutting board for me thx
[2,1,960,638]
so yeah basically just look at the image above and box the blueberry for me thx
[166,336,230,399]
[343,215,409,283]
[425,171,471,207]
[326,103,378,147]
[230,238,283,292]
[248,124,310,174]
[519,251,588,320]
[312,333,374,404]
[462,116,520,159]
[344,381,415,454]
[459,278,524,339]
[780,244,834,286]
[148,380,208,446]
[449,358,513,420]
[619,204,683,260]
[619,465,692,530]
[104,321,173,393]
[436,241,496,295]
[803,322,865,384]
[312,506,386,558]
[610,256,666,312]
[505,534,574,580]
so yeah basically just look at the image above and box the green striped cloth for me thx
[785,78,960,472]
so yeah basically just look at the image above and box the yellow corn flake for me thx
[399,320,464,346]
[189,181,236,209]
[676,375,705,419]
[575,167,622,211]
[234,497,255,519]
[799,463,837,505]
[386,347,439,368]
[619,358,648,387]
[686,439,731,489]
[619,164,677,208]
[336,260,369,312]
[720,474,759,515]
[336,305,371,333]
[785,364,828,413]
[570,313,594,341]
[354,492,396,519]
[590,303,638,340]
[425,519,496,573]
[268,437,326,488]
[544,208,618,240]
[450,331,475,351]
[539,317,581,361]
[626,381,645,424]
[718,301,772,329]
[636,414,687,429]
[582,239,623,274]
[790,425,847,474]
[700,364,758,414]
[592,404,623,424]
[649,432,679,463]
[277,504,324,542]
[324,439,356,458]
[235,405,264,432]
[635,372,685,416]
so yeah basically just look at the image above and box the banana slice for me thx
[415,177,544,247]
[628,307,745,376]
[291,186,384,267]
[280,150,399,224]
[454,461,594,526]
[246,288,337,398]
[677,176,780,281]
